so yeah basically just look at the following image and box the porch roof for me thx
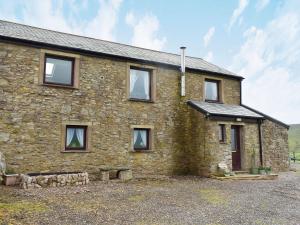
[187,100,264,119]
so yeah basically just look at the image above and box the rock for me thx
[0,78,9,87]
[118,170,133,181]
[217,162,230,176]
[0,50,7,57]
[36,175,45,184]
[21,182,27,189]
[19,172,89,189]
[0,132,10,142]
[100,171,110,181]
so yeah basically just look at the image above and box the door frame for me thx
[231,125,242,171]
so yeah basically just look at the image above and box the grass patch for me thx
[0,201,48,224]
[198,189,227,205]
[0,201,47,214]
[128,194,145,202]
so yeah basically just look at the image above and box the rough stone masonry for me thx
[20,172,89,189]
[0,40,289,178]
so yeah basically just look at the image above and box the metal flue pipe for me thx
[180,46,186,96]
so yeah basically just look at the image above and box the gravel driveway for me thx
[1,166,300,225]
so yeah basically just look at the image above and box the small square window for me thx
[133,128,150,150]
[44,54,74,86]
[130,68,151,101]
[205,79,220,102]
[65,125,87,150]
[219,124,226,143]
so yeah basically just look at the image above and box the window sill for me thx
[129,98,154,103]
[205,100,223,104]
[42,83,78,90]
[130,150,154,153]
[61,150,90,153]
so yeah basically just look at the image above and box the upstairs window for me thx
[65,125,87,151]
[133,128,150,150]
[129,68,151,101]
[205,79,220,102]
[44,55,74,86]
[219,124,226,143]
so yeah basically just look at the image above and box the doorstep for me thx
[234,171,249,175]
[211,174,278,181]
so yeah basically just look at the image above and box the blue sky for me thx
[1,0,300,124]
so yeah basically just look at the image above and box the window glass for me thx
[44,56,73,85]
[133,129,149,150]
[205,80,218,101]
[66,126,86,150]
[231,128,237,151]
[219,124,225,142]
[130,69,150,100]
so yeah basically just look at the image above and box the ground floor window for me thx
[219,124,226,143]
[65,125,87,150]
[133,128,150,150]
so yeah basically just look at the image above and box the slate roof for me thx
[187,100,264,119]
[0,20,242,79]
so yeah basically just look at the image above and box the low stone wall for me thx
[20,172,89,189]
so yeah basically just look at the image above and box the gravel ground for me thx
[1,165,299,225]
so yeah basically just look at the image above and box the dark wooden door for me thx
[231,126,241,170]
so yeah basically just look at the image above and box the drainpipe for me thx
[180,47,186,97]
[239,80,242,105]
[258,119,263,166]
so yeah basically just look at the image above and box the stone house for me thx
[0,20,289,178]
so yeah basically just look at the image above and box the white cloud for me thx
[85,0,123,41]
[125,11,135,26]
[125,12,166,50]
[256,0,270,11]
[230,2,300,123]
[20,0,77,34]
[0,0,123,41]
[203,26,215,47]
[204,51,213,62]
[228,0,249,31]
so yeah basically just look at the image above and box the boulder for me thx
[118,170,133,181]
[0,132,10,142]
[217,162,230,176]
[99,171,109,181]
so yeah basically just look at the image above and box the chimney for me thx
[180,46,186,96]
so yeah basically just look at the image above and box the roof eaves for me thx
[0,31,244,80]
[186,67,244,80]
[208,113,264,120]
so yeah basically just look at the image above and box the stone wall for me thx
[262,120,289,172]
[0,41,287,177]
[190,118,261,175]
[20,172,89,189]
[0,42,242,177]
